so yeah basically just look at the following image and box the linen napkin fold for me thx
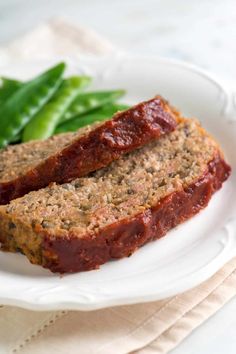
[1,258,236,354]
[0,19,235,354]
[0,18,117,65]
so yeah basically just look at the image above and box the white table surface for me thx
[0,1,235,353]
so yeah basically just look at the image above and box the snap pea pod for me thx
[60,89,126,123]
[55,103,129,134]
[10,133,21,144]
[0,77,22,104]
[23,76,91,142]
[0,62,65,148]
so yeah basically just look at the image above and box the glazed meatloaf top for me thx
[0,96,177,204]
[0,116,231,273]
[0,118,227,238]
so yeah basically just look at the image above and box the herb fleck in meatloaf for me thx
[0,96,177,205]
[0,118,231,273]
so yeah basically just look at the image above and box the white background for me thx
[0,1,236,353]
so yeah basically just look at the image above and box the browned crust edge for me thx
[0,96,177,205]
[39,153,231,273]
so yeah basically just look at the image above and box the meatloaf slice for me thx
[0,96,177,205]
[0,118,231,273]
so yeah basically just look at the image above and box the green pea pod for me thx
[60,89,126,123]
[0,62,65,148]
[55,103,129,134]
[23,76,91,142]
[10,133,21,144]
[0,77,22,104]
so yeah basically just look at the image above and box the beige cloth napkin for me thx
[0,18,117,64]
[0,19,235,354]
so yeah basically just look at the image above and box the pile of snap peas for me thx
[0,62,128,149]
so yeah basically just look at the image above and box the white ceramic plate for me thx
[0,55,236,311]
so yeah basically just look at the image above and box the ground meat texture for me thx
[0,96,177,204]
[0,118,231,273]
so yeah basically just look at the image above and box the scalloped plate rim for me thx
[0,54,235,311]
